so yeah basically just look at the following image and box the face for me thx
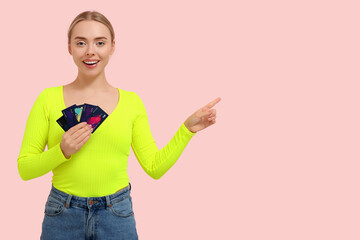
[68,20,115,76]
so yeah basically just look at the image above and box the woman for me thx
[17,10,220,240]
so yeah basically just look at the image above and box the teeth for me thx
[84,61,99,64]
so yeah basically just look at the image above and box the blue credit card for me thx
[61,104,77,128]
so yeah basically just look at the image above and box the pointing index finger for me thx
[206,97,221,109]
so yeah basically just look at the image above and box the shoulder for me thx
[36,85,60,95]
[118,88,144,102]
[35,86,60,101]
[44,85,60,94]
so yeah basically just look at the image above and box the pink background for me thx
[2,0,360,239]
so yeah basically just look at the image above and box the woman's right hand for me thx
[60,122,93,159]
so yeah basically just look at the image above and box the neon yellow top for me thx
[17,86,196,197]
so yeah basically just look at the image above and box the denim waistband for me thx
[48,183,132,209]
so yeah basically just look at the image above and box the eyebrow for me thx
[74,36,108,40]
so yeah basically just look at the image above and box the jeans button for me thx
[89,200,94,205]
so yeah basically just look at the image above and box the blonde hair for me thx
[67,11,115,44]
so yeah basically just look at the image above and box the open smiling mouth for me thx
[83,60,100,68]
[83,60,100,65]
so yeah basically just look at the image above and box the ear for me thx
[111,40,115,55]
[68,42,72,55]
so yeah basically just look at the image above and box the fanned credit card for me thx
[56,103,108,134]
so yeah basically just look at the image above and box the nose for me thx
[86,44,95,56]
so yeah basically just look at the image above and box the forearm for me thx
[18,142,71,180]
[134,122,196,179]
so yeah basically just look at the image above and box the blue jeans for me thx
[40,183,138,240]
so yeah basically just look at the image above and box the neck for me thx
[72,71,112,91]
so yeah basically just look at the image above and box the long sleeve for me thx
[17,89,72,181]
[131,93,196,180]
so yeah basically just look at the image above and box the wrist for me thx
[60,143,71,159]
[183,121,196,133]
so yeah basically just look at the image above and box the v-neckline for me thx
[60,85,121,118]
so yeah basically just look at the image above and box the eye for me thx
[76,41,85,46]
[97,41,105,46]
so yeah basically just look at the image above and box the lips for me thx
[83,59,100,68]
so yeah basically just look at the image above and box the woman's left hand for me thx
[184,97,221,133]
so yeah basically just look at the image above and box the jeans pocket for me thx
[110,195,134,217]
[44,195,65,217]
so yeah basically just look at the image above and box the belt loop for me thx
[105,196,111,210]
[65,195,72,209]
[129,182,131,191]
